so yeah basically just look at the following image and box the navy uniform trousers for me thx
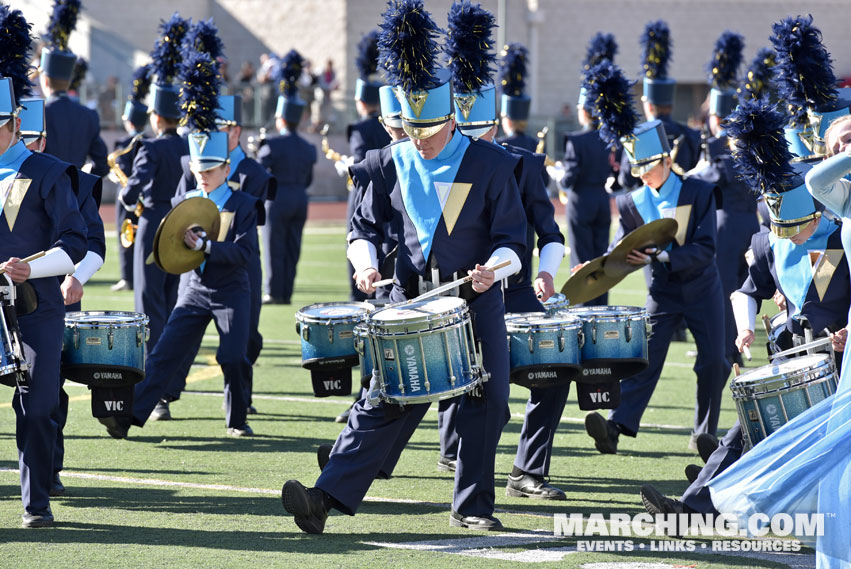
[316,287,510,517]
[112,133,144,288]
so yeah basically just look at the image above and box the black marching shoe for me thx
[282,480,329,534]
[317,444,332,471]
[149,399,171,421]
[684,464,702,485]
[450,510,503,531]
[246,405,258,415]
[640,485,687,515]
[227,424,254,437]
[437,456,456,472]
[505,472,566,500]
[22,510,54,528]
[585,412,619,454]
[335,404,353,424]
[696,433,719,464]
[49,472,65,497]
[98,416,131,439]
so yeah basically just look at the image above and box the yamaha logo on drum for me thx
[93,371,124,381]
[583,367,613,376]
[405,345,421,392]
[527,370,558,381]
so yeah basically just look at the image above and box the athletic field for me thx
[0,222,815,568]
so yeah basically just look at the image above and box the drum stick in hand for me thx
[372,278,394,288]
[742,345,752,361]
[409,260,511,304]
[0,251,46,276]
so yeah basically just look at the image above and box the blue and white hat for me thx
[707,31,744,118]
[378,85,402,129]
[275,50,306,124]
[149,14,190,119]
[40,0,81,82]
[18,98,45,145]
[180,47,228,172]
[122,64,152,129]
[622,120,671,177]
[354,30,382,105]
[580,33,617,109]
[640,21,675,106]
[0,6,35,127]
[216,94,242,127]
[499,43,530,121]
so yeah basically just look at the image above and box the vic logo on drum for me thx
[404,344,421,392]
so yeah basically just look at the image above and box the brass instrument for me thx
[107,134,142,187]
[120,218,136,249]
[320,124,353,191]
[537,127,568,205]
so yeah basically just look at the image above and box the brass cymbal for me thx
[561,254,625,305]
[152,197,221,275]
[603,218,679,278]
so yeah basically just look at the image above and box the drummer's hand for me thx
[469,264,495,293]
[626,249,651,266]
[735,329,755,352]
[831,328,847,353]
[1,258,31,283]
[355,268,380,295]
[773,289,787,311]
[61,275,84,305]
[570,261,588,275]
[534,271,555,301]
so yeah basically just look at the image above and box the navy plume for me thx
[356,30,381,80]
[44,0,81,52]
[0,5,35,101]
[378,0,442,92]
[724,97,795,194]
[69,57,87,92]
[708,31,744,89]
[499,43,528,97]
[150,13,190,85]
[178,49,220,132]
[583,32,617,70]
[130,63,153,103]
[739,47,776,100]
[277,49,304,98]
[641,20,671,79]
[582,61,638,150]
[445,1,497,93]
[771,15,837,126]
[183,19,224,66]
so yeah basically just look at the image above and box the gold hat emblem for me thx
[453,93,477,122]
[191,132,210,155]
[401,88,429,119]
[764,193,783,219]
[621,135,637,161]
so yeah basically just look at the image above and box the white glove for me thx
[546,161,566,184]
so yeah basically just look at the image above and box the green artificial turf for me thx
[0,223,809,569]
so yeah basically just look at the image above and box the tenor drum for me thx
[731,353,838,449]
[295,302,374,370]
[568,306,649,383]
[0,279,27,388]
[61,311,149,387]
[542,293,570,316]
[505,312,583,388]
[368,296,483,404]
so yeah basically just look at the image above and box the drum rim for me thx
[64,310,149,327]
[0,363,19,376]
[732,353,833,383]
[505,314,583,333]
[367,316,469,336]
[566,305,647,321]
[368,301,469,326]
[295,301,375,324]
[731,359,836,397]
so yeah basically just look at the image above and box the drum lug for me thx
[592,322,597,344]
[528,333,534,354]
[295,321,301,336]
[301,324,309,342]
[73,326,80,350]
[328,324,334,344]
[578,329,585,349]
[145,326,151,342]
[558,329,565,352]
[354,334,363,356]
[136,325,143,347]
[625,321,632,343]
[108,327,115,350]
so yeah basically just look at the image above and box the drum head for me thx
[505,312,581,331]
[543,293,568,310]
[372,296,465,322]
[569,305,646,320]
[733,353,834,389]
[769,311,787,329]
[297,302,373,322]
[65,311,147,326]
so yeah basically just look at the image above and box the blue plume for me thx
[0,5,35,101]
[130,63,153,103]
[150,13,191,85]
[582,61,638,150]
[707,31,744,89]
[69,57,87,91]
[583,32,617,70]
[178,49,220,132]
[277,49,304,97]
[43,0,81,52]
[183,19,224,66]
[771,15,837,126]
[356,30,381,80]
[641,20,671,79]
[499,43,528,97]
[739,47,776,100]
[378,0,442,92]
[445,1,497,93]
[724,97,795,194]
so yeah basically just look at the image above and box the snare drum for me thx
[766,311,788,355]
[731,353,838,449]
[295,302,374,370]
[368,297,482,404]
[0,280,27,388]
[543,293,570,316]
[568,306,649,383]
[505,312,583,388]
[61,311,149,387]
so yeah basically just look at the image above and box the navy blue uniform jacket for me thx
[119,131,189,214]
[498,132,538,154]
[44,94,109,177]
[561,127,613,193]
[113,134,144,183]
[692,135,757,214]
[347,115,391,163]
[73,170,107,261]
[257,133,316,198]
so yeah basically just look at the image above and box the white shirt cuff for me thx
[72,252,104,285]
[27,247,75,279]
[486,247,522,281]
[730,291,757,333]
[347,239,379,274]
[537,242,565,279]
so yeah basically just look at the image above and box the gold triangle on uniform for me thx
[227,180,240,191]
[3,179,32,232]
[453,93,477,121]
[217,211,235,241]
[441,183,472,236]
[672,205,692,246]
[812,249,843,301]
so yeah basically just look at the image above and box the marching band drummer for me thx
[639,97,851,519]
[0,5,87,527]
[18,96,106,498]
[281,0,526,533]
[580,62,730,454]
[99,49,262,440]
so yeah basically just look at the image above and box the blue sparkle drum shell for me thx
[354,322,375,388]
[0,305,25,388]
[61,311,149,387]
[369,297,482,404]
[542,293,570,316]
[731,353,838,450]
[567,306,649,383]
[295,302,374,370]
[505,312,583,388]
